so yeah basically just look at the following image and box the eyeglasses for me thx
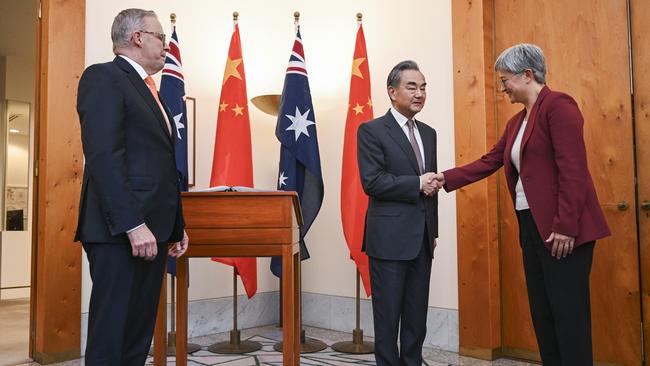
[138,30,166,44]
[497,72,524,91]
[499,73,522,87]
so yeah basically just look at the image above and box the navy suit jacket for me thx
[357,110,438,260]
[75,56,184,244]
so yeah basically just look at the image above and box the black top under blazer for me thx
[357,110,438,260]
[75,56,184,244]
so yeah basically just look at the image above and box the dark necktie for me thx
[407,119,424,174]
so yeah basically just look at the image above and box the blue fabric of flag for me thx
[270,29,324,277]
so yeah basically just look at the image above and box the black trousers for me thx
[369,233,432,366]
[83,242,168,366]
[517,209,595,366]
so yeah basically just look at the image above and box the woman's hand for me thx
[546,232,575,259]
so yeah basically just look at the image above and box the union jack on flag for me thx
[271,28,324,277]
[160,26,188,192]
[159,25,188,276]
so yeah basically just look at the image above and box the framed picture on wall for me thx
[185,96,196,187]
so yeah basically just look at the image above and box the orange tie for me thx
[144,75,172,136]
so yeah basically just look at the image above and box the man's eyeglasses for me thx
[138,30,166,44]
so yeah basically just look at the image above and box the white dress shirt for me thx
[390,107,425,167]
[510,118,530,210]
[390,107,426,190]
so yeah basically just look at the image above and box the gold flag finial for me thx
[356,13,363,21]
[233,11,239,21]
[294,11,300,22]
[170,13,176,25]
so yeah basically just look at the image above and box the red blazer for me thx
[443,86,610,249]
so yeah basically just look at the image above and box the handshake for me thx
[420,172,445,197]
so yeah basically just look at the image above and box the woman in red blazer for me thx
[439,44,610,365]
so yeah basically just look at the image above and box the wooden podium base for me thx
[153,192,303,366]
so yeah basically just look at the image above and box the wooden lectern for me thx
[153,191,302,366]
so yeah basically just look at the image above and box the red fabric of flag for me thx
[210,24,257,298]
[341,25,373,296]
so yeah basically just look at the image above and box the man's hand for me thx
[420,172,437,196]
[421,172,445,197]
[546,232,575,259]
[169,230,189,258]
[127,224,158,261]
[433,172,445,186]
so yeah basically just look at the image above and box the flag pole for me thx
[208,13,262,355]
[165,271,202,355]
[331,13,375,355]
[209,267,262,353]
[273,13,328,355]
[156,12,201,357]
[331,270,374,353]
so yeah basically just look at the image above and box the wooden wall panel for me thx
[631,0,650,360]
[31,0,85,363]
[450,0,501,359]
[494,0,640,365]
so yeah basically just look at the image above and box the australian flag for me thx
[160,25,187,276]
[271,28,324,277]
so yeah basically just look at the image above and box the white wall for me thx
[83,0,458,313]
[0,0,36,301]
[6,134,29,186]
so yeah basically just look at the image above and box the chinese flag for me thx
[341,24,373,296]
[210,23,257,298]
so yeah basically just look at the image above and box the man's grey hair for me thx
[111,8,157,54]
[387,60,420,88]
[494,43,546,84]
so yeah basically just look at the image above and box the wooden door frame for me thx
[30,0,85,363]
[451,0,502,360]
[452,0,646,362]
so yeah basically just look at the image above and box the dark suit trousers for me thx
[517,209,594,366]
[369,232,432,366]
[83,241,168,366]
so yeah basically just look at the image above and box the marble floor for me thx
[0,299,30,366]
[1,298,537,366]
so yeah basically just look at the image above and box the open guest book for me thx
[193,186,276,193]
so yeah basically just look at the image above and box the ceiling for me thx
[7,100,30,135]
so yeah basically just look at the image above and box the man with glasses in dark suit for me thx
[76,8,188,365]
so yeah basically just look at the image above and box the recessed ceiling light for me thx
[9,129,20,133]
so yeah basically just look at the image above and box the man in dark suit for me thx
[357,60,439,366]
[76,8,188,366]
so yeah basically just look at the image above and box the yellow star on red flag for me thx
[222,57,243,85]
[232,104,244,116]
[219,101,228,112]
[352,103,364,115]
[351,57,366,79]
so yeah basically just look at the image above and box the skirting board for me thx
[79,291,459,355]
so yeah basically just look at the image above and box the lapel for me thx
[520,85,551,152]
[383,110,421,175]
[415,119,432,172]
[113,56,174,146]
[504,86,552,172]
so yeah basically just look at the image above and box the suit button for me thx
[524,176,529,182]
